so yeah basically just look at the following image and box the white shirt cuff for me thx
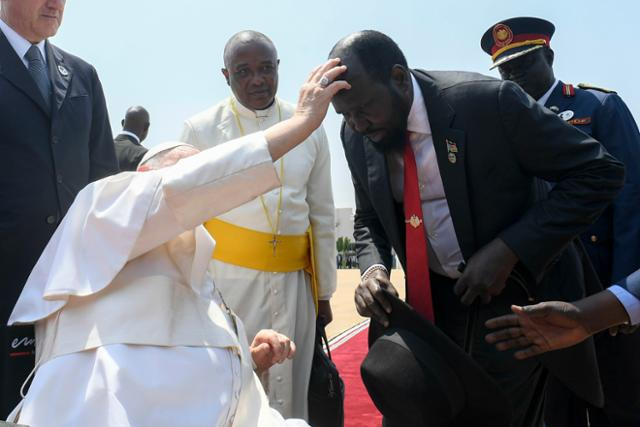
[607,285,640,325]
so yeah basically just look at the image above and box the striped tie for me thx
[24,45,51,110]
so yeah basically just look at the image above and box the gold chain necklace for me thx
[229,97,284,256]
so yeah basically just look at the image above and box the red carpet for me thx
[330,321,382,427]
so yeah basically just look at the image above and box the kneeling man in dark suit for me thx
[328,30,624,427]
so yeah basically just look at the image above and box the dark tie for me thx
[403,134,435,322]
[24,45,51,110]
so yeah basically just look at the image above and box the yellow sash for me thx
[203,218,319,312]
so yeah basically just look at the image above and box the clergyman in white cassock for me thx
[181,94,337,419]
[7,135,309,427]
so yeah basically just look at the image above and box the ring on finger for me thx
[318,75,330,88]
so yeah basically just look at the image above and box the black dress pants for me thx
[545,330,640,427]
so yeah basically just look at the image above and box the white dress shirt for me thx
[386,74,464,279]
[608,268,640,325]
[0,18,46,68]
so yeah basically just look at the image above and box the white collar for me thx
[537,79,559,106]
[0,17,47,67]
[119,130,141,145]
[407,74,432,135]
[231,95,279,119]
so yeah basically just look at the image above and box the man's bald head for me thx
[121,106,150,142]
[328,31,413,152]
[329,30,408,83]
[221,30,279,111]
[223,30,277,69]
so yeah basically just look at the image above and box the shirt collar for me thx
[537,79,559,106]
[0,17,47,68]
[407,73,431,135]
[119,130,141,145]
[232,95,278,119]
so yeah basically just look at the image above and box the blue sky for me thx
[52,0,639,208]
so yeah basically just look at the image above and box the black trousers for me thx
[0,324,35,418]
[429,272,546,427]
[545,331,640,427]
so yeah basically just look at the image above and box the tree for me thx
[336,236,352,268]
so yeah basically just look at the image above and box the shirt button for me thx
[274,311,279,317]
[56,174,63,184]
[52,136,59,144]
[590,235,598,243]
[277,376,283,383]
[277,399,284,405]
[273,289,279,295]
[45,215,56,224]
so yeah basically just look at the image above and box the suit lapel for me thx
[46,41,71,114]
[363,139,405,262]
[0,30,50,116]
[413,70,476,260]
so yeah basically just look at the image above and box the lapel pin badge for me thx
[446,139,458,163]
[57,65,69,77]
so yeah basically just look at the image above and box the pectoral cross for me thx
[268,235,281,256]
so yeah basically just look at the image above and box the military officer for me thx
[482,16,640,427]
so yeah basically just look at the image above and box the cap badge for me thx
[493,24,514,47]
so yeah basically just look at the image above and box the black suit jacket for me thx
[341,70,625,406]
[0,31,118,322]
[114,133,147,171]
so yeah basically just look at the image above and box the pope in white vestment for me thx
[181,94,337,418]
[7,135,309,427]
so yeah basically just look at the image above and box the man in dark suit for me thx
[114,105,149,171]
[482,17,640,427]
[0,0,117,415]
[328,30,624,426]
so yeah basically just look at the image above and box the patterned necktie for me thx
[403,135,435,322]
[24,45,51,110]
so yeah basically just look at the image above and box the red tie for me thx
[403,138,435,322]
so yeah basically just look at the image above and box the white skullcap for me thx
[138,141,196,167]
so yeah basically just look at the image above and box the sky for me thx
[49,0,639,208]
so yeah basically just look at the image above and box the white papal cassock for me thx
[7,134,308,427]
[181,97,337,419]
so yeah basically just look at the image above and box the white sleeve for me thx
[129,133,279,259]
[607,285,640,325]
